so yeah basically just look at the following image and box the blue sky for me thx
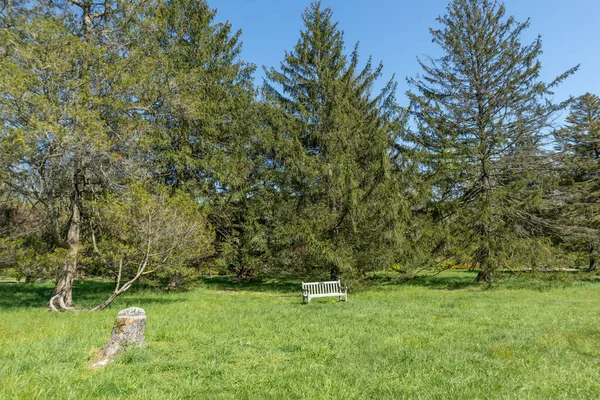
[212,0,599,107]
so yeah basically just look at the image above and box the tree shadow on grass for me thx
[489,271,600,291]
[364,271,480,291]
[0,282,54,309]
[0,280,185,310]
[199,273,481,294]
[380,270,600,292]
[399,274,480,291]
[199,276,301,294]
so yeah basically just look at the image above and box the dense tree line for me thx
[0,0,596,309]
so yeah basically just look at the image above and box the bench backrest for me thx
[302,280,341,295]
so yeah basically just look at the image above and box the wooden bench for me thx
[302,280,348,303]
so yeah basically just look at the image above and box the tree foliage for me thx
[553,93,600,270]
[406,0,577,281]
[263,2,404,280]
[0,0,142,307]
[0,0,593,309]
[0,0,248,308]
[83,183,214,311]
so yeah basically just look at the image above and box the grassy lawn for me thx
[1,271,600,399]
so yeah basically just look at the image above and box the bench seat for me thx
[302,280,347,303]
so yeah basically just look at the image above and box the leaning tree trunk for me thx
[51,201,81,310]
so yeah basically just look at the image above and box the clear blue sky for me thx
[212,0,599,107]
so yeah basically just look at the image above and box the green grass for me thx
[2,271,600,399]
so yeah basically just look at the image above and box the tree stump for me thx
[92,307,146,367]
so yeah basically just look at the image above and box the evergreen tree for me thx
[133,0,257,193]
[406,0,577,282]
[263,2,402,280]
[128,0,268,278]
[553,93,600,270]
[0,0,251,307]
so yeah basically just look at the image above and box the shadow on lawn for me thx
[198,273,481,294]
[4,271,595,310]
[0,280,184,310]
[379,270,600,292]
[0,282,55,309]
[199,276,301,294]
[363,271,480,291]
[398,274,480,291]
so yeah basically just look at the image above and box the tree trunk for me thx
[476,268,493,283]
[51,202,81,309]
[476,159,494,284]
[475,240,494,283]
[330,265,339,281]
[167,272,183,290]
[588,243,596,272]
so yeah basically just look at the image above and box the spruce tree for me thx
[127,0,263,278]
[133,0,257,193]
[407,0,577,282]
[263,2,402,280]
[553,93,600,270]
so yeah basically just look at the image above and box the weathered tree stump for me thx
[92,307,146,367]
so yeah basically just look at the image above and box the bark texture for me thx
[50,202,81,310]
[589,243,596,272]
[93,307,146,367]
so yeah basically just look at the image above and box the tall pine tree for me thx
[553,93,600,270]
[263,2,402,280]
[126,0,264,278]
[407,0,577,282]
